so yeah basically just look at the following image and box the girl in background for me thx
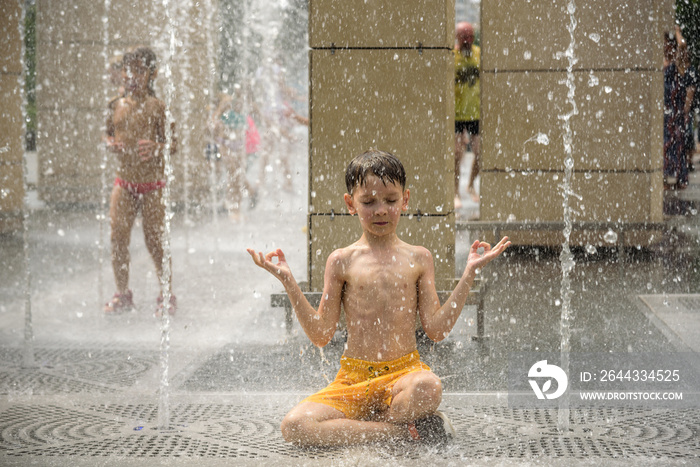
[104,46,176,316]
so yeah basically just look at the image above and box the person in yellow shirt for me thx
[454,22,481,207]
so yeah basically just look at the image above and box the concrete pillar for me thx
[307,0,456,291]
[35,0,214,206]
[480,0,674,246]
[0,0,25,233]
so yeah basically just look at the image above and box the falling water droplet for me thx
[585,244,597,255]
[603,229,618,244]
[588,33,601,43]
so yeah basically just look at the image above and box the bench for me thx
[271,277,489,341]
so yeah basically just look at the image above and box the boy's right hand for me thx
[247,248,293,284]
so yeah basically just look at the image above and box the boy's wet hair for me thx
[124,46,158,95]
[345,149,406,194]
[124,46,157,72]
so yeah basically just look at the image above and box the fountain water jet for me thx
[558,0,579,433]
[204,0,221,251]
[97,0,112,315]
[157,0,178,432]
[15,0,35,369]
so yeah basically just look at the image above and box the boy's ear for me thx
[344,193,357,214]
[402,189,410,211]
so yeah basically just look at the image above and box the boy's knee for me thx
[280,411,311,445]
[413,372,442,403]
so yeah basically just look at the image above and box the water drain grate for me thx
[450,406,700,459]
[0,346,158,395]
[1,402,699,460]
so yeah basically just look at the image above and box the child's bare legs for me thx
[223,147,244,216]
[141,189,171,295]
[109,186,138,294]
[466,133,480,202]
[281,370,442,447]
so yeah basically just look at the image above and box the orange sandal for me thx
[104,290,134,314]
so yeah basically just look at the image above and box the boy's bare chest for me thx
[346,257,418,296]
[113,100,156,139]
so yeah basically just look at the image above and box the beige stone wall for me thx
[0,0,25,233]
[481,0,674,246]
[35,0,215,206]
[307,0,456,291]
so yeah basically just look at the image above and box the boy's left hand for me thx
[466,236,511,272]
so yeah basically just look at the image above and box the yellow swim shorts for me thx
[302,350,431,420]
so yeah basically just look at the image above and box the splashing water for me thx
[97,0,111,316]
[524,132,550,146]
[558,0,578,433]
[603,229,618,244]
[17,1,35,368]
[157,0,178,432]
[318,347,332,385]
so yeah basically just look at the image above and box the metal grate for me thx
[448,406,700,459]
[1,402,699,460]
[0,347,158,395]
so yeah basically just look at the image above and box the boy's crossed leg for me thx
[281,369,442,447]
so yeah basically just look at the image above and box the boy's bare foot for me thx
[454,195,463,210]
[104,290,134,314]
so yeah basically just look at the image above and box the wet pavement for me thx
[1,146,700,465]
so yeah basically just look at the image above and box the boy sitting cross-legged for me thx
[247,149,510,446]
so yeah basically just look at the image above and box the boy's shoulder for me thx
[328,241,362,262]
